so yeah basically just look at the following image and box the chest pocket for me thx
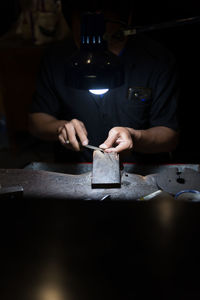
[127,87,152,102]
[125,87,152,128]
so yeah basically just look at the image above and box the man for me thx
[29,1,179,163]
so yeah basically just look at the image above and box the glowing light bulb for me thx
[89,89,109,95]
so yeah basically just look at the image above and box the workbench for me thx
[0,162,199,200]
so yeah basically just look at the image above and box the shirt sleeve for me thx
[150,56,180,131]
[29,51,60,118]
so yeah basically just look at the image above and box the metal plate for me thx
[156,167,200,195]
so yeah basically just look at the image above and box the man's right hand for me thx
[58,119,88,151]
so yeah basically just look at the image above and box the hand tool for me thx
[83,144,104,153]
[65,140,104,153]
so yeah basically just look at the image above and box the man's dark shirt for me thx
[30,35,179,163]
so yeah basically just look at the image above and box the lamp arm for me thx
[104,16,200,41]
[124,16,200,36]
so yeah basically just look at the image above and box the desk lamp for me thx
[66,13,200,95]
[66,12,124,95]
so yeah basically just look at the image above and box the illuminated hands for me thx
[99,127,134,153]
[58,119,88,151]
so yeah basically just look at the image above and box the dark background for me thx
[133,0,200,163]
[0,0,20,36]
[0,0,200,163]
[136,1,200,163]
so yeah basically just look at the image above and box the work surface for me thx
[0,163,200,200]
[0,163,200,299]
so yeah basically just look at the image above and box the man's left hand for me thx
[99,127,133,153]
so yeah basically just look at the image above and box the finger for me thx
[80,122,88,136]
[105,130,133,153]
[57,126,63,134]
[99,130,119,149]
[72,120,88,145]
[105,142,130,153]
[58,133,67,145]
[65,123,80,151]
[116,138,123,144]
[59,135,74,151]
[60,126,68,143]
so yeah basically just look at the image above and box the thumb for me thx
[99,130,118,149]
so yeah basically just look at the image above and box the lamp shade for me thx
[66,12,124,90]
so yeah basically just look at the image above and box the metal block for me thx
[91,150,121,188]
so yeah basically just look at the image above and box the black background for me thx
[132,0,200,162]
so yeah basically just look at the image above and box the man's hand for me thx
[99,126,179,154]
[58,119,88,151]
[99,127,134,153]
